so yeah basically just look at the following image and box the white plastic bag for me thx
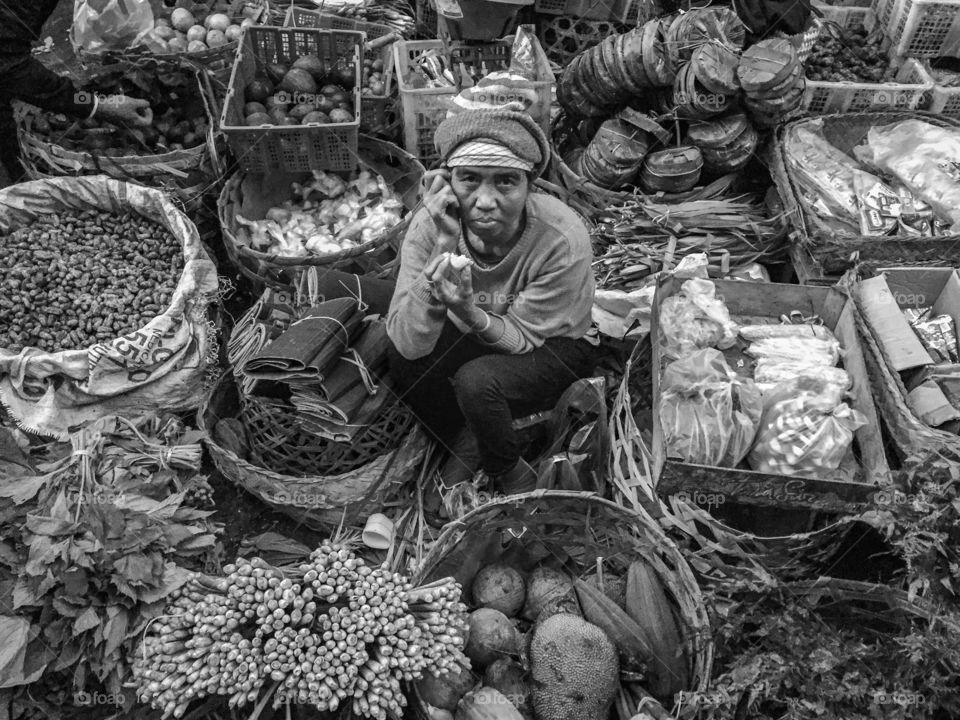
[659,278,739,359]
[72,0,155,54]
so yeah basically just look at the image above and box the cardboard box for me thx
[651,278,890,513]
[859,267,960,426]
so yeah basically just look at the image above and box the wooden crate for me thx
[651,278,891,513]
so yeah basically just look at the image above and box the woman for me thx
[387,108,597,495]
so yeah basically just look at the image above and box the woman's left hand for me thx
[426,255,473,309]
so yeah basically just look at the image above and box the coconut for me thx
[416,663,477,712]
[206,29,227,47]
[522,566,574,621]
[471,564,525,617]
[186,24,206,43]
[205,12,231,32]
[225,24,242,42]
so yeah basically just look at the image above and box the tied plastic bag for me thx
[748,375,867,477]
[659,348,763,467]
[72,0,155,54]
[659,278,738,358]
[854,120,960,232]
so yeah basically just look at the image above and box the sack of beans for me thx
[0,175,218,439]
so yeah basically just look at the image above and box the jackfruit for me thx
[529,613,619,720]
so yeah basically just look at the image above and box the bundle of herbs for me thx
[0,414,221,708]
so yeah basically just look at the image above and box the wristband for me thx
[473,311,491,334]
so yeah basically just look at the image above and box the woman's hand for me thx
[94,95,153,127]
[421,169,460,253]
[423,254,473,310]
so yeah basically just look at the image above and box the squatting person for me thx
[386,107,597,497]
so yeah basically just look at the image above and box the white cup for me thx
[362,513,394,550]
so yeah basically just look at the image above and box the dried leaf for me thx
[0,615,30,688]
[112,555,156,586]
[0,474,46,505]
[73,607,99,635]
[24,514,76,537]
[102,607,128,657]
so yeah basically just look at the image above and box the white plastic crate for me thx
[881,0,960,58]
[802,7,934,114]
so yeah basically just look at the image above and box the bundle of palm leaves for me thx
[591,195,789,289]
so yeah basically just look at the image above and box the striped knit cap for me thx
[435,108,550,178]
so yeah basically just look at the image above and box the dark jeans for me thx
[389,321,597,476]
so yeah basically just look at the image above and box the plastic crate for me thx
[813,1,877,30]
[221,26,362,173]
[284,9,397,134]
[538,16,627,66]
[929,79,960,116]
[883,0,960,58]
[393,39,552,164]
[802,8,934,114]
[534,0,636,20]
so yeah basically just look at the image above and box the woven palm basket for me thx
[769,111,960,274]
[217,135,424,289]
[198,372,429,531]
[409,490,713,716]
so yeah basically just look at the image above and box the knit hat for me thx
[435,109,550,178]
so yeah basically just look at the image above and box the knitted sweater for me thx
[387,193,595,359]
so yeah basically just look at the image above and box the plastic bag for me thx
[854,120,960,231]
[748,375,867,477]
[659,348,763,467]
[659,278,738,359]
[0,176,218,440]
[783,119,893,237]
[72,0,155,54]
[745,335,842,366]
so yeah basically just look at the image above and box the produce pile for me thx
[242,54,358,127]
[236,168,404,257]
[27,68,210,154]
[806,24,898,83]
[140,3,263,55]
[0,210,181,353]
[416,559,686,720]
[133,540,468,720]
[0,415,218,695]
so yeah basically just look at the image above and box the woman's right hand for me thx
[421,169,460,253]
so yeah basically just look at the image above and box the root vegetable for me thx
[471,564,525,617]
[464,609,518,668]
[522,567,574,621]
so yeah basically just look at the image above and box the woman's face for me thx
[450,166,529,244]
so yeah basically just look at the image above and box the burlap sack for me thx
[0,175,218,439]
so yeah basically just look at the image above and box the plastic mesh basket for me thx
[220,25,362,173]
[537,16,628,66]
[802,7,934,114]
[883,0,960,58]
[393,39,551,164]
[929,82,960,116]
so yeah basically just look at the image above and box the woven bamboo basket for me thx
[770,111,960,274]
[217,135,423,289]
[198,372,429,531]
[409,490,713,714]
[14,67,225,211]
[75,0,271,95]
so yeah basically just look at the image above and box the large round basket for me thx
[198,372,429,531]
[770,111,960,274]
[14,67,224,211]
[217,135,424,289]
[75,0,271,95]
[409,490,713,714]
